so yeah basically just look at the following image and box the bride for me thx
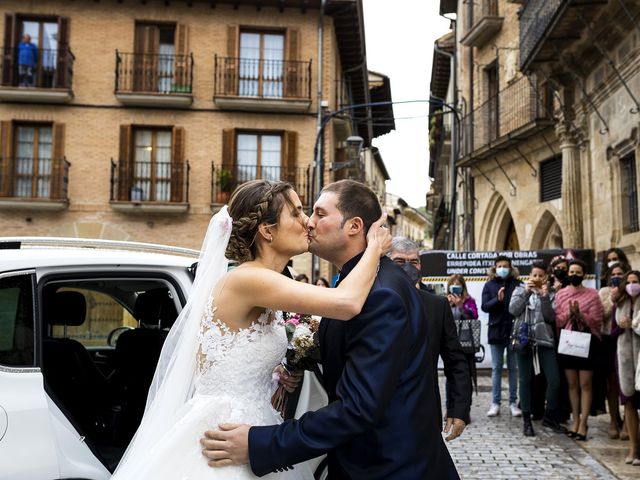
[111,180,389,479]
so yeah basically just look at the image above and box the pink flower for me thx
[286,318,300,326]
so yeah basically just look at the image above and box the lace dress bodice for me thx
[195,295,287,412]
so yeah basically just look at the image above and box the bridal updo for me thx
[226,180,294,263]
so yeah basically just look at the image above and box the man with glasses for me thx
[389,237,471,439]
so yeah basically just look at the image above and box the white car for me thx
[0,237,327,480]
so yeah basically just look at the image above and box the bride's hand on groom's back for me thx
[367,213,391,257]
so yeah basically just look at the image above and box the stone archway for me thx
[530,210,563,249]
[480,192,520,250]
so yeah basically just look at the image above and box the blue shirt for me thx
[18,42,38,67]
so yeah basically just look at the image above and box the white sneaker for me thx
[487,404,500,417]
[510,403,522,417]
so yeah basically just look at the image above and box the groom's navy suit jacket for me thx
[249,255,459,479]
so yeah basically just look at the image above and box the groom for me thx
[202,180,459,479]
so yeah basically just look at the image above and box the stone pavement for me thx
[440,372,639,479]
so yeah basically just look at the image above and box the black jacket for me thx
[418,290,471,424]
[481,273,522,344]
[248,256,459,479]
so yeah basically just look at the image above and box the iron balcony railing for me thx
[519,0,565,70]
[115,51,194,94]
[466,0,499,30]
[211,163,311,208]
[0,46,75,89]
[214,56,312,100]
[460,75,552,158]
[110,159,190,203]
[0,156,70,200]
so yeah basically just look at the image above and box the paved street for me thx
[441,373,638,480]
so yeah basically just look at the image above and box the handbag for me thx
[456,318,481,354]
[557,328,591,358]
[510,309,531,354]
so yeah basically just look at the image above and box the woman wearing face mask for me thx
[599,263,628,439]
[482,256,523,418]
[601,248,632,286]
[549,255,570,293]
[509,261,565,437]
[447,274,479,400]
[555,259,603,441]
[614,270,640,465]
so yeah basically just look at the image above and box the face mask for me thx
[401,263,421,285]
[553,269,567,281]
[607,260,619,269]
[449,285,463,296]
[568,274,583,287]
[496,267,510,279]
[611,277,622,287]
[625,283,640,297]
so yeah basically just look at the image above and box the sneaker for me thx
[510,403,522,417]
[487,404,500,417]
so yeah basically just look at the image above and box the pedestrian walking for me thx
[482,255,522,418]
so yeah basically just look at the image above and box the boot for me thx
[523,412,535,437]
[542,409,567,434]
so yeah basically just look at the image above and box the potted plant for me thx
[215,168,233,204]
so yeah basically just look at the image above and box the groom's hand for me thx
[443,417,466,441]
[201,424,250,467]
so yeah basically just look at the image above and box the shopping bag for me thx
[557,328,591,358]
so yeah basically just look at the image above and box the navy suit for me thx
[249,255,459,479]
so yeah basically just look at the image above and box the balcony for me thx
[459,75,553,165]
[211,163,311,209]
[519,0,608,71]
[461,0,503,47]
[0,47,75,103]
[110,159,190,213]
[0,156,69,210]
[114,51,194,107]
[213,56,312,113]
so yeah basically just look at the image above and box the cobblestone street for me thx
[441,373,638,480]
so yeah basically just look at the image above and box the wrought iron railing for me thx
[0,47,75,89]
[0,156,70,200]
[110,159,190,203]
[460,75,551,157]
[115,51,194,94]
[519,0,565,70]
[466,0,500,31]
[214,56,312,100]
[211,163,311,207]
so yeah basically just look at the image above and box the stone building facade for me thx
[431,0,640,267]
[0,0,393,278]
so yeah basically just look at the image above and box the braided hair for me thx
[225,180,294,263]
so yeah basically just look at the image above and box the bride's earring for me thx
[269,236,273,243]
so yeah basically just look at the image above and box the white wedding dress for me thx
[113,297,312,479]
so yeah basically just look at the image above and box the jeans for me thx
[490,341,518,405]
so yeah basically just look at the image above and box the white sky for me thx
[363,0,452,208]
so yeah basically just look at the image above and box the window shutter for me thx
[174,24,189,89]
[56,17,71,89]
[225,25,239,95]
[133,24,160,92]
[0,121,13,196]
[51,124,65,199]
[284,28,300,98]
[539,155,562,202]
[171,127,185,202]
[2,14,17,86]
[118,125,133,201]
[283,131,298,191]
[222,129,236,168]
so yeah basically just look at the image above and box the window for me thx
[0,273,35,367]
[239,31,285,97]
[236,132,282,182]
[132,128,173,202]
[540,155,562,202]
[134,23,176,93]
[13,123,53,198]
[620,152,639,234]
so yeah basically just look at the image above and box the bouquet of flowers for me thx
[272,312,321,416]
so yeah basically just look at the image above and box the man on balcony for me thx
[18,34,38,87]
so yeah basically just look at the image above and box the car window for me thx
[50,287,136,347]
[0,273,35,367]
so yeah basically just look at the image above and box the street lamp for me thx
[330,135,364,172]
